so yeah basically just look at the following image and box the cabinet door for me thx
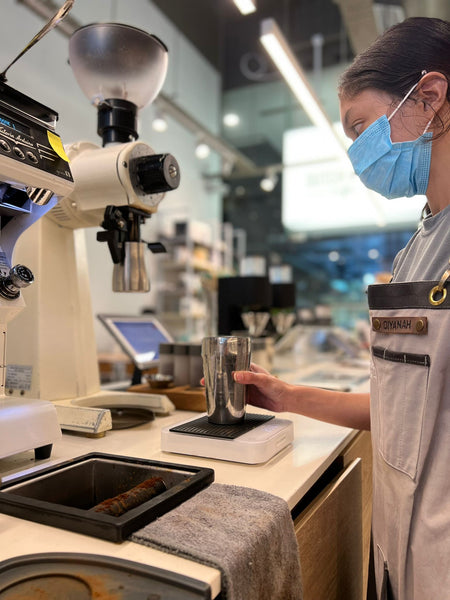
[294,458,363,600]
[341,430,372,594]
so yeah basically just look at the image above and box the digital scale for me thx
[161,413,294,464]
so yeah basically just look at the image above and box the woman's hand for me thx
[200,362,289,412]
[233,362,291,413]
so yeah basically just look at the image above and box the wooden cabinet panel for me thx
[341,431,373,595]
[294,458,363,600]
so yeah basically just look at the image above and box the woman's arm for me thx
[233,365,371,431]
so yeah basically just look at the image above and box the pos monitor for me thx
[98,314,173,370]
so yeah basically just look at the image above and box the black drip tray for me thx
[170,413,274,439]
[0,553,212,599]
[0,453,214,542]
[91,405,155,430]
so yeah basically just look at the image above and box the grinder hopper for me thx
[69,22,168,145]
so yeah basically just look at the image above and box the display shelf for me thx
[158,257,228,275]
[153,220,240,340]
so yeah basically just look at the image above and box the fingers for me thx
[202,371,266,385]
[233,370,268,384]
[249,362,271,376]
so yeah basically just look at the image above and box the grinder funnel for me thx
[69,23,168,144]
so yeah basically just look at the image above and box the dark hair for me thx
[339,17,450,103]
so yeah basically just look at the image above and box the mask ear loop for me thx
[422,118,433,135]
[388,70,428,123]
[417,71,433,135]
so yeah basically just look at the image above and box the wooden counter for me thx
[0,407,372,599]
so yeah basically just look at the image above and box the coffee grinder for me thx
[7,23,181,436]
[0,1,75,459]
[218,275,272,336]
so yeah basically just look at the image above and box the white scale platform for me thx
[161,413,294,464]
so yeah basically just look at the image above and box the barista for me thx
[233,17,450,600]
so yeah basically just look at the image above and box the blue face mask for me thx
[347,78,433,199]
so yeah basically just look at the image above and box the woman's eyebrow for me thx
[342,108,355,135]
[343,108,354,131]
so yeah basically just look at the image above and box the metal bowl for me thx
[69,23,168,108]
[147,373,174,389]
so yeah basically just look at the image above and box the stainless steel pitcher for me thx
[201,336,251,425]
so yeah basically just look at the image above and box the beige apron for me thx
[368,271,450,600]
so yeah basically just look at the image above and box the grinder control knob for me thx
[0,264,34,300]
[131,153,180,195]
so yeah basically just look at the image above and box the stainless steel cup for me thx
[201,336,252,425]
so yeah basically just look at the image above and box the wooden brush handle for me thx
[91,476,167,516]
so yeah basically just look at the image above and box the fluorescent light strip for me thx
[260,18,347,158]
[233,0,256,15]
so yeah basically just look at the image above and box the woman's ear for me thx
[417,72,448,114]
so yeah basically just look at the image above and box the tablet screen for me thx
[98,314,173,370]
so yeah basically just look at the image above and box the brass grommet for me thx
[429,285,447,306]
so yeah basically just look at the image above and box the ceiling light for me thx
[260,171,278,192]
[152,110,168,132]
[223,113,240,127]
[233,0,256,15]
[260,18,347,160]
[195,142,211,160]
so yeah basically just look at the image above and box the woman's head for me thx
[339,18,450,209]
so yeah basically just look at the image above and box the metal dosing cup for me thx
[112,241,150,292]
[201,336,251,425]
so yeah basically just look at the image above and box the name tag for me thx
[372,316,428,335]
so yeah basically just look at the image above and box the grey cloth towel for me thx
[131,483,303,600]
